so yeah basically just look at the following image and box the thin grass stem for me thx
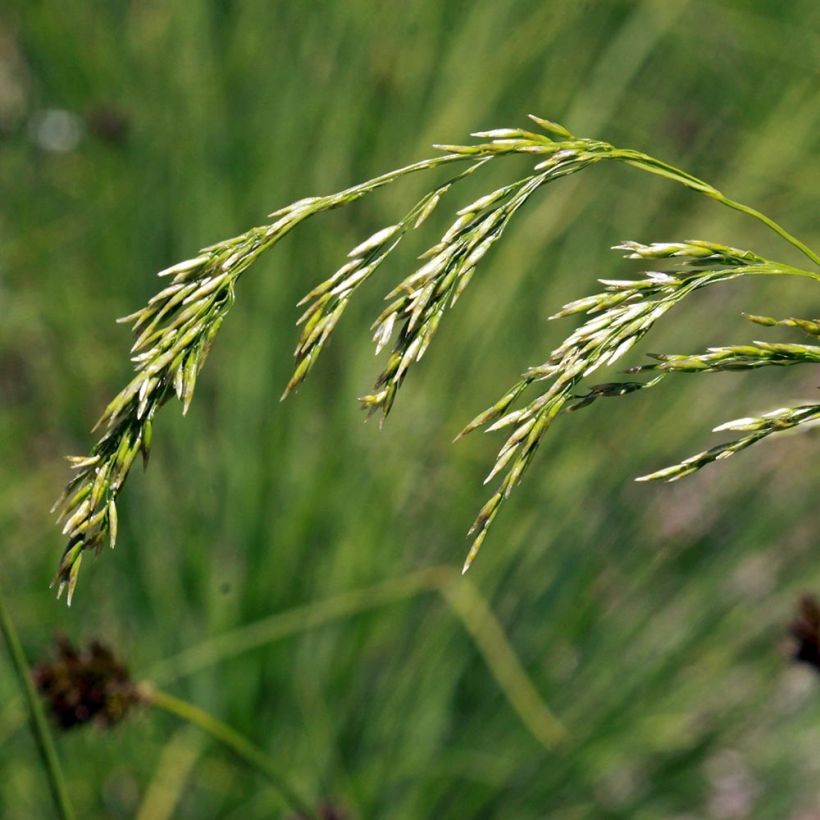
[0,586,75,820]
[142,687,316,819]
[135,728,203,820]
[146,566,566,749]
[439,579,566,748]
[619,153,820,267]
[717,196,820,267]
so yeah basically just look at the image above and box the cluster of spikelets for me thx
[53,116,819,603]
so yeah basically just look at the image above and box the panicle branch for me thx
[636,404,820,482]
[456,241,819,570]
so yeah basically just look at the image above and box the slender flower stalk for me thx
[0,589,74,820]
[53,117,819,598]
[142,687,317,819]
[145,565,566,750]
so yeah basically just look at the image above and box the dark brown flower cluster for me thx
[32,637,142,730]
[789,595,820,672]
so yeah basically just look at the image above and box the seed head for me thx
[32,637,142,730]
[790,595,820,672]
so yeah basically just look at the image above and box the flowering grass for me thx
[53,118,819,602]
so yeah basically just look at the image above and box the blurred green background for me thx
[1,1,819,817]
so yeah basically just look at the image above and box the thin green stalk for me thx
[440,579,566,749]
[0,587,74,820]
[758,262,820,282]
[718,196,820,267]
[706,262,820,283]
[620,152,820,267]
[142,686,316,819]
[146,566,566,749]
[146,567,452,684]
[135,728,203,820]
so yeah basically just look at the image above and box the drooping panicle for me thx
[53,116,820,597]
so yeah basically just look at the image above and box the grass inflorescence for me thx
[53,117,819,600]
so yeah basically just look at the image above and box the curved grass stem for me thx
[135,728,203,820]
[620,153,820,267]
[717,196,820,267]
[146,566,566,750]
[142,687,316,819]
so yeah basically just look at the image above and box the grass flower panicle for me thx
[53,117,819,599]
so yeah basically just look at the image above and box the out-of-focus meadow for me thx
[1,1,819,817]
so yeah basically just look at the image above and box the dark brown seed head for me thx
[789,595,820,672]
[32,636,142,730]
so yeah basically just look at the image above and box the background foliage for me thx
[1,1,819,817]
